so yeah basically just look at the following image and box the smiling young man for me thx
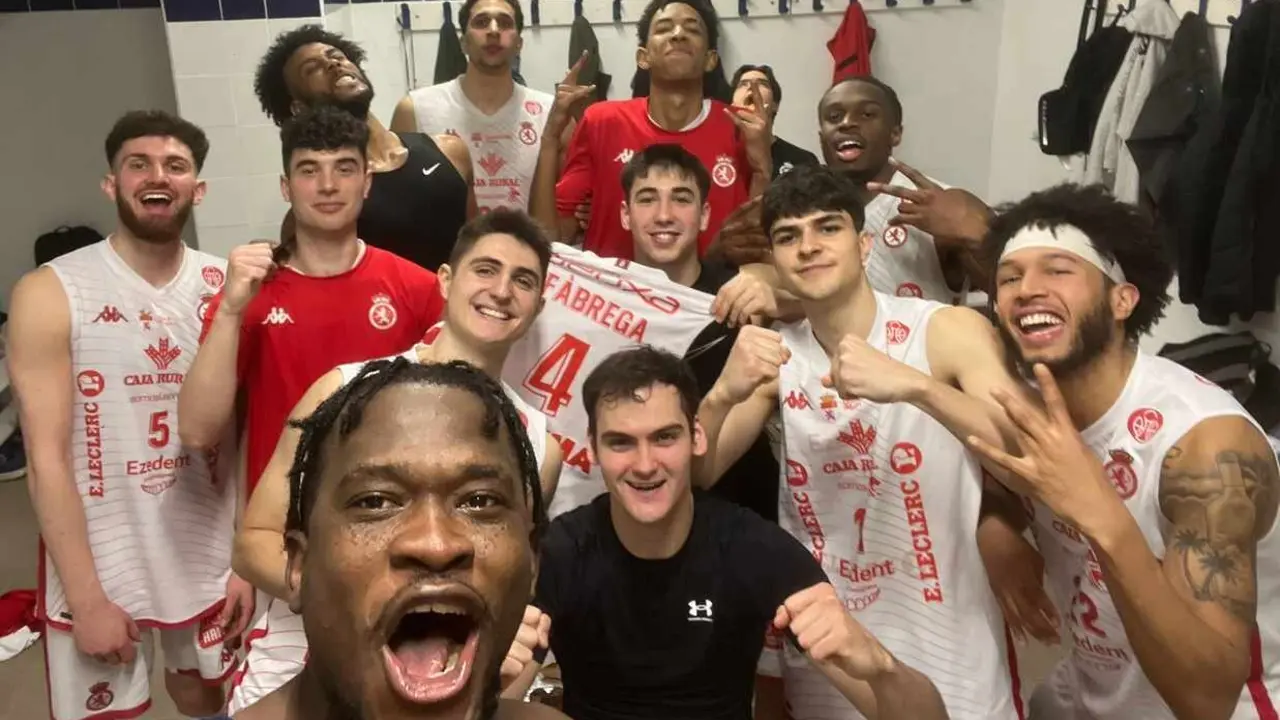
[7,110,239,719]
[968,184,1280,720]
[392,0,551,213]
[257,25,475,272]
[233,359,565,720]
[695,165,1025,719]
[500,346,948,720]
[530,0,772,258]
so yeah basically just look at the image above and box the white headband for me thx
[999,224,1126,284]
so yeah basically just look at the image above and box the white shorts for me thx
[44,615,238,720]
[227,595,307,715]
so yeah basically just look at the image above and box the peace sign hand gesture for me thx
[547,51,596,141]
[867,159,992,246]
[966,364,1122,537]
[726,83,774,176]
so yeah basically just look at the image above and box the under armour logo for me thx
[688,599,713,622]
[423,163,440,176]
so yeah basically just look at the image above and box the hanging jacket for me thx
[1167,0,1278,324]
[569,15,612,101]
[1075,0,1181,202]
[828,0,875,82]
[434,3,468,84]
[1126,12,1220,211]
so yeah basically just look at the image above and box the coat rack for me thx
[1105,0,1253,28]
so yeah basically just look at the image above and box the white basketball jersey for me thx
[1029,352,1280,719]
[334,341,549,469]
[502,244,715,518]
[761,293,1017,720]
[409,78,553,212]
[863,169,956,304]
[41,239,236,628]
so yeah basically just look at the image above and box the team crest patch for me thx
[202,265,225,290]
[1104,449,1138,499]
[519,121,539,146]
[882,226,908,248]
[85,682,114,712]
[369,294,398,331]
[711,155,737,188]
[1127,408,1163,443]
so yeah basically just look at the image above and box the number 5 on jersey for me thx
[523,334,590,417]
[148,410,171,449]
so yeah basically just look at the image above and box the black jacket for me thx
[1166,0,1280,324]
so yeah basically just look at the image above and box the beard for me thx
[325,83,376,121]
[116,193,192,244]
[999,298,1116,379]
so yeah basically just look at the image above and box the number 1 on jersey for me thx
[854,508,867,553]
[523,334,589,416]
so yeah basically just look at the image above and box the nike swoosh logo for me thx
[423,163,441,176]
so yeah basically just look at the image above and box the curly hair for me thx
[631,0,732,102]
[761,164,866,239]
[983,183,1173,341]
[105,110,210,172]
[279,104,369,173]
[255,24,368,127]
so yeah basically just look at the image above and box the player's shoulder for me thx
[585,97,643,123]
[411,79,454,101]
[541,495,609,556]
[9,265,69,323]
[516,84,554,109]
[366,246,439,284]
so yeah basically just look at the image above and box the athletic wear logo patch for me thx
[895,282,922,298]
[524,100,544,115]
[262,307,294,326]
[784,390,811,410]
[614,149,635,164]
[519,121,538,146]
[889,442,922,475]
[687,599,713,622]
[1127,408,1163,443]
[77,370,105,398]
[778,161,795,175]
[198,612,225,649]
[882,226,908,248]
[1105,449,1138,499]
[202,265,225,290]
[712,155,737,188]
[93,305,126,324]
[423,163,441,176]
[85,682,114,712]
[369,294,398,331]
[144,338,182,371]
[885,320,910,346]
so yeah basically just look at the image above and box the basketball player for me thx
[255,24,476,272]
[233,359,566,720]
[392,0,552,214]
[697,165,1023,719]
[499,346,947,720]
[224,208,561,714]
[529,0,772,259]
[731,64,820,177]
[6,110,238,719]
[968,184,1280,719]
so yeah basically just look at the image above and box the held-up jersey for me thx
[762,293,1017,720]
[863,169,956,304]
[408,79,553,212]
[41,240,237,630]
[501,244,715,517]
[1028,352,1280,719]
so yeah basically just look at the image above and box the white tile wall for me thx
[166,16,318,259]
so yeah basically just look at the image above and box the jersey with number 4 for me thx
[501,244,715,517]
[761,292,1017,720]
[41,239,236,630]
[1028,352,1280,719]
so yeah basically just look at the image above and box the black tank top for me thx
[359,132,469,272]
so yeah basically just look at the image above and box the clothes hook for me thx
[442,0,453,26]
[531,0,540,26]
[398,2,411,30]
[886,0,898,8]
[573,0,583,18]
[613,0,623,22]
[813,0,823,9]
[738,0,749,16]
[779,0,790,14]
[922,0,935,5]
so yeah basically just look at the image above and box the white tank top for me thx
[41,239,236,628]
[762,293,1016,720]
[1029,352,1280,719]
[863,169,956,304]
[334,340,548,470]
[409,78,553,212]
[502,244,715,518]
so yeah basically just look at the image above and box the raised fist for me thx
[714,325,790,405]
[220,241,277,316]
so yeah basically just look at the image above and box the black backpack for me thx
[1039,0,1135,156]
[34,225,103,266]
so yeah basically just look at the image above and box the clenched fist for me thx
[220,241,277,316]
[712,325,790,405]
[822,333,925,404]
[501,605,551,685]
[712,272,779,328]
[774,583,894,681]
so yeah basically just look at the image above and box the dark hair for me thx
[621,144,712,203]
[983,184,1173,341]
[762,165,866,239]
[280,104,369,173]
[824,76,903,125]
[632,0,731,102]
[459,0,525,34]
[448,207,553,280]
[105,110,210,172]
[582,346,700,441]
[731,64,782,106]
[286,357,547,539]
[256,24,368,127]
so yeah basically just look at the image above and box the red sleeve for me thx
[554,111,596,216]
[199,292,252,386]
[734,133,753,203]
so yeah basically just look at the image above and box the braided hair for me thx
[285,357,547,540]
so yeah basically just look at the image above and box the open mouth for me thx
[474,305,513,323]
[624,478,666,494]
[833,138,866,163]
[335,73,365,90]
[382,604,481,705]
[1014,310,1066,345]
[648,231,681,248]
[138,191,174,212]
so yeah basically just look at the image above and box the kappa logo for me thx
[262,307,294,326]
[838,420,877,455]
[93,305,126,324]
[687,599,713,622]
[614,149,635,164]
[784,390,811,410]
[144,338,182,371]
[479,152,507,176]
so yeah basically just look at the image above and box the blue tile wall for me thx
[0,0,438,17]
[0,0,161,10]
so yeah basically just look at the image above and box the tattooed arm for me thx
[1094,415,1278,720]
